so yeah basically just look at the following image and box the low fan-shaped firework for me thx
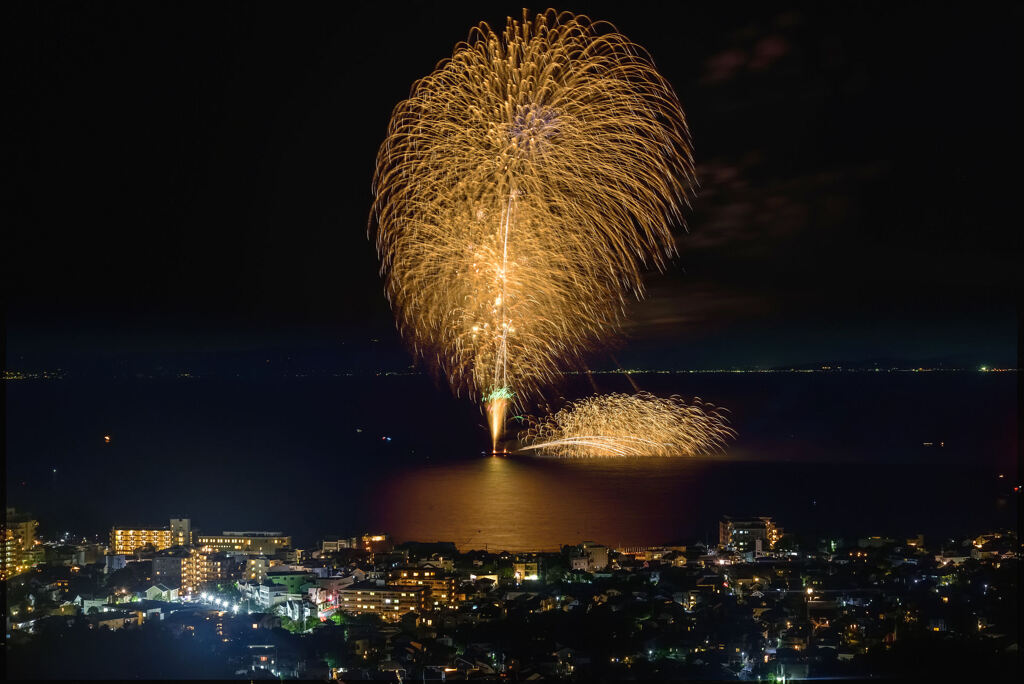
[519,392,735,458]
[372,9,694,445]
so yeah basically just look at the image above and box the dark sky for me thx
[7,1,1021,370]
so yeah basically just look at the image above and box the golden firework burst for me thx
[520,392,735,457]
[372,9,694,442]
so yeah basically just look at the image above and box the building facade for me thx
[3,508,39,579]
[152,547,191,588]
[321,537,359,553]
[719,516,783,554]
[580,542,609,571]
[110,517,193,554]
[265,569,315,594]
[105,554,127,574]
[361,534,394,554]
[388,567,458,609]
[245,555,278,583]
[181,548,238,595]
[336,582,427,620]
[195,531,291,556]
[170,517,191,540]
[513,561,540,582]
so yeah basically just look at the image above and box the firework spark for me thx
[372,10,694,444]
[519,392,735,457]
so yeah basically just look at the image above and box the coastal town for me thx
[5,509,1018,679]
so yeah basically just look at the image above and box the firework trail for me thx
[519,392,735,457]
[372,9,694,445]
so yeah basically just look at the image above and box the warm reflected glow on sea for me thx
[372,451,1015,553]
[376,456,708,551]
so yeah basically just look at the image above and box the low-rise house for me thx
[259,582,293,609]
[143,584,179,602]
[247,644,277,675]
[278,597,316,622]
[73,593,115,614]
[239,580,292,609]
[419,556,455,572]
[88,609,144,630]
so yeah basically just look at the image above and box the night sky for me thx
[8,2,1020,371]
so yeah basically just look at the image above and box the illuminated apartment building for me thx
[3,508,39,579]
[245,555,280,583]
[153,547,191,588]
[195,531,291,556]
[580,542,609,570]
[361,534,394,554]
[336,581,427,621]
[110,517,193,554]
[719,516,783,554]
[181,548,237,595]
[181,551,202,595]
[513,561,540,582]
[388,566,458,609]
[321,536,358,553]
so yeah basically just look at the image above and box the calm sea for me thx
[5,371,1017,550]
